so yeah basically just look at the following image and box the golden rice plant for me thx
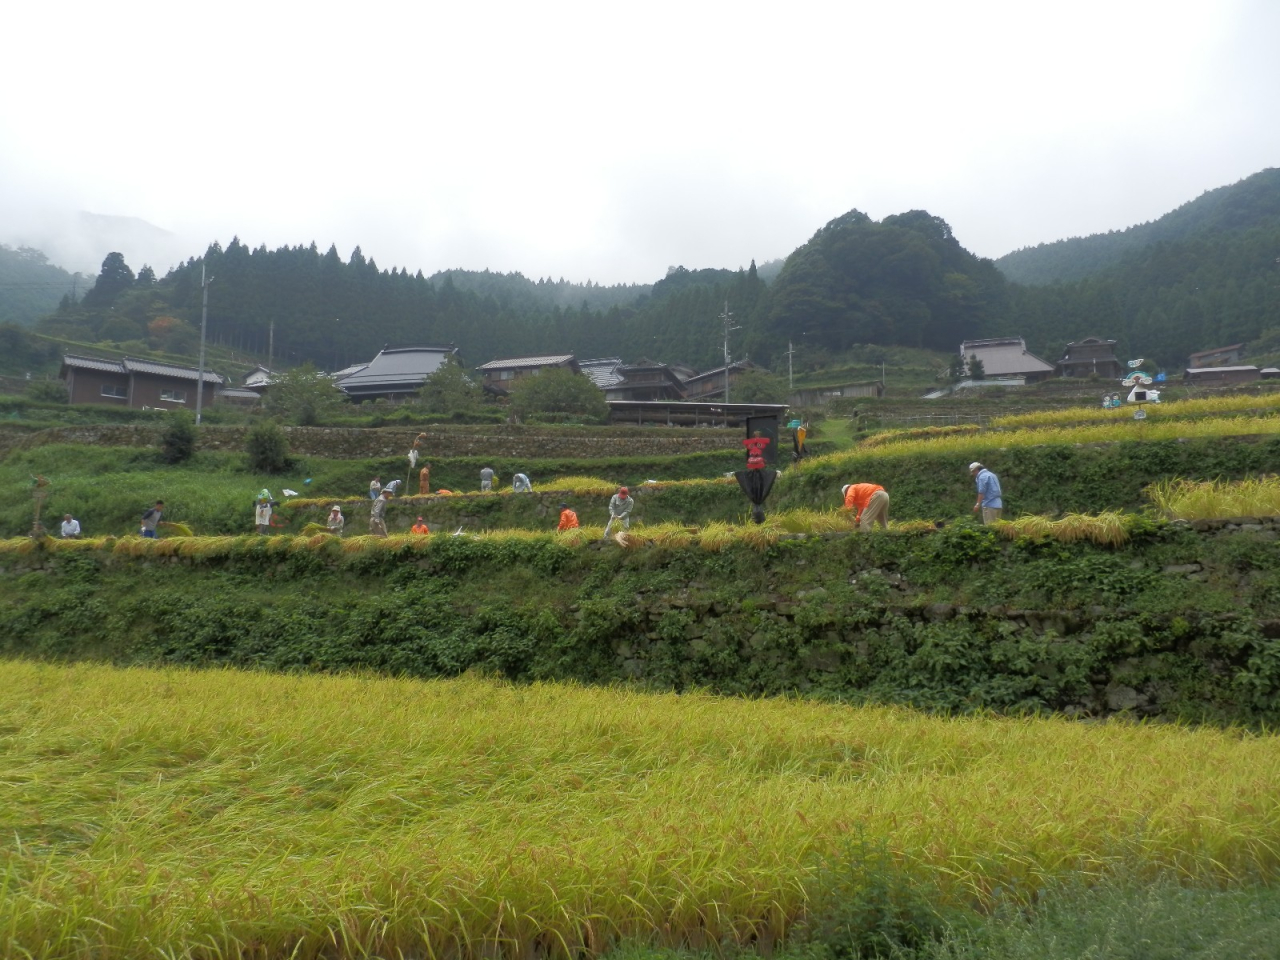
[638,522,696,549]
[735,523,781,550]
[697,521,736,552]
[774,509,852,534]
[1146,476,1280,520]
[795,414,1280,473]
[341,534,385,554]
[859,424,982,449]
[992,391,1280,430]
[157,520,194,537]
[540,475,618,495]
[993,511,1130,547]
[552,526,600,547]
[472,528,556,544]
[111,536,154,558]
[640,476,737,489]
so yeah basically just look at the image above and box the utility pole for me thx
[786,339,796,390]
[720,300,739,404]
[195,266,213,425]
[268,319,274,371]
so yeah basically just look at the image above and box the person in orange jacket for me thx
[557,503,579,530]
[411,516,430,535]
[842,482,890,530]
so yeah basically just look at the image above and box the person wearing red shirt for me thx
[557,503,579,530]
[842,483,890,530]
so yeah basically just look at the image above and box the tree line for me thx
[28,165,1280,376]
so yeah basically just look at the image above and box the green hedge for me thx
[4,523,1278,725]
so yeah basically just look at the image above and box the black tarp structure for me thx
[735,469,777,524]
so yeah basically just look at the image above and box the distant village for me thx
[56,335,1279,426]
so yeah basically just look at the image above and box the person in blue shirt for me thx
[969,462,1003,524]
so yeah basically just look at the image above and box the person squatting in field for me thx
[603,487,634,539]
[558,503,579,530]
[842,483,890,530]
[512,473,533,493]
[326,505,345,536]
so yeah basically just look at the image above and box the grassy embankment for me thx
[3,662,1279,959]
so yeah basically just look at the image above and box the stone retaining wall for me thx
[10,423,743,460]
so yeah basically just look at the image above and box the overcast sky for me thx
[2,0,1277,283]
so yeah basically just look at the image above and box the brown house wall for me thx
[63,369,219,409]
[481,363,573,389]
[129,375,218,410]
[67,370,130,405]
[1187,369,1260,386]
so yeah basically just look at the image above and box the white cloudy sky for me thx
[2,0,1277,283]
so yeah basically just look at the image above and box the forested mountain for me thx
[750,210,1010,364]
[1012,219,1280,367]
[425,269,651,314]
[27,168,1280,378]
[0,245,86,324]
[36,240,764,372]
[996,168,1280,285]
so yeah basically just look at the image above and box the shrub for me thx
[245,420,291,473]
[418,357,481,415]
[264,363,348,426]
[159,411,197,464]
[27,380,69,404]
[510,368,608,422]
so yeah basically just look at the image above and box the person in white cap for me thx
[326,505,345,536]
[969,462,1003,524]
[842,483,889,530]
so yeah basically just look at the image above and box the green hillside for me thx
[0,245,86,325]
[996,167,1280,285]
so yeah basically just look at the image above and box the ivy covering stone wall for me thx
[4,521,1278,726]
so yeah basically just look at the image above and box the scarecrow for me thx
[735,433,778,524]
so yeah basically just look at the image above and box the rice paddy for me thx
[1146,476,1280,520]
[2,662,1278,959]
[990,391,1280,430]
[798,413,1280,474]
[991,511,1133,547]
